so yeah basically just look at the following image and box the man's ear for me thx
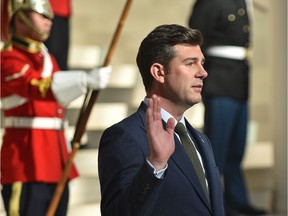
[150,63,165,83]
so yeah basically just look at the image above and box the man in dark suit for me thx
[189,0,266,215]
[98,24,225,216]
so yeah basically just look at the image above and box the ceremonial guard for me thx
[189,0,266,215]
[0,0,111,215]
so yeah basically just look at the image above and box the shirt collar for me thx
[143,97,186,127]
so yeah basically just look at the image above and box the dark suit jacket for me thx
[98,102,225,216]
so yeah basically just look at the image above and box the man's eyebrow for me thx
[183,57,204,62]
[184,57,198,61]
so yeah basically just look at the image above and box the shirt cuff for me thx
[146,158,168,179]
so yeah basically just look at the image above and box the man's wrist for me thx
[146,158,168,179]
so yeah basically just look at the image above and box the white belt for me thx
[4,117,68,130]
[206,46,252,60]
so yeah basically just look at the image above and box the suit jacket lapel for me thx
[170,133,211,211]
[137,102,148,130]
[137,103,212,212]
[186,120,219,212]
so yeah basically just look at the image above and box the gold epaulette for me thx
[30,77,52,97]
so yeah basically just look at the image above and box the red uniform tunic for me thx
[0,36,78,184]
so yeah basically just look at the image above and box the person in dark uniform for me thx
[188,0,266,215]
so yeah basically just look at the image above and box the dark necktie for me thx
[175,122,210,202]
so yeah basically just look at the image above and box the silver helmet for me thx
[12,0,54,20]
[1,0,54,41]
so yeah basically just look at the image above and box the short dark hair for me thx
[136,24,203,92]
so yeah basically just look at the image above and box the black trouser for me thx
[2,182,69,216]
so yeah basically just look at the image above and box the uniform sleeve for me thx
[1,50,56,101]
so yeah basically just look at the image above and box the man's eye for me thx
[187,61,195,65]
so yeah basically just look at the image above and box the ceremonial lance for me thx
[46,0,133,215]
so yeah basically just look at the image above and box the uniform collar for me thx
[11,35,43,53]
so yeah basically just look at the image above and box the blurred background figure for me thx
[0,0,78,214]
[45,0,71,70]
[188,0,266,215]
[0,0,110,214]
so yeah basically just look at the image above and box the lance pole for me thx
[46,1,133,215]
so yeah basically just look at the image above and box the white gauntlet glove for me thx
[51,65,112,106]
[85,65,112,90]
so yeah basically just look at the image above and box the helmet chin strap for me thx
[18,10,50,41]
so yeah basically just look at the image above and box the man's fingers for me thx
[166,118,175,135]
[146,97,153,128]
[151,94,161,121]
